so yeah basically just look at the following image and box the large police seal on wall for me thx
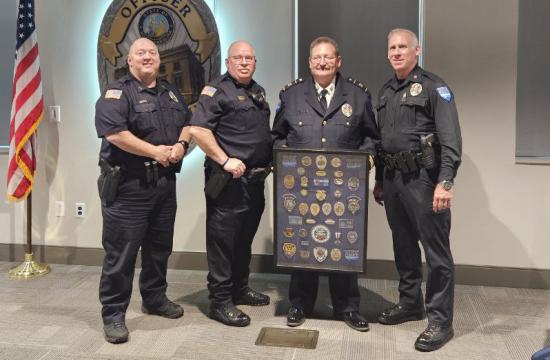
[97,0,220,107]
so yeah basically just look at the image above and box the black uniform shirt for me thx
[190,72,272,168]
[95,74,190,170]
[272,73,379,153]
[376,65,462,181]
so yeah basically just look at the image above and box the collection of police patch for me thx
[276,151,367,272]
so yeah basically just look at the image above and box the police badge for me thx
[315,190,327,202]
[283,175,295,189]
[341,103,353,117]
[284,227,294,238]
[300,176,309,188]
[310,203,321,217]
[321,202,332,216]
[298,202,309,216]
[330,248,342,262]
[410,83,422,96]
[331,157,342,168]
[315,155,327,170]
[300,250,310,259]
[347,231,358,244]
[347,177,360,191]
[313,247,328,262]
[282,194,297,213]
[311,224,331,243]
[347,196,361,215]
[297,167,305,175]
[283,243,297,258]
[298,228,308,238]
[301,156,312,167]
[334,201,345,217]
[334,189,343,198]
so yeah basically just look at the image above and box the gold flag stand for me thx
[9,194,50,279]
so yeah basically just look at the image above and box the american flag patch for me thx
[201,86,217,97]
[105,89,122,99]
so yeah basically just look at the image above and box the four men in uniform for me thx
[95,29,460,352]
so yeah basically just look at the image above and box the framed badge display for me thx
[273,148,370,273]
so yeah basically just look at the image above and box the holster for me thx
[205,160,232,199]
[99,158,122,202]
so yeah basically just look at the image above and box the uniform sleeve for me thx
[271,92,290,148]
[374,87,386,181]
[173,87,191,127]
[358,89,380,155]
[94,89,130,138]
[189,87,225,131]
[431,84,462,181]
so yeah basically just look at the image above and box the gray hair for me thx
[387,28,419,48]
[309,36,340,57]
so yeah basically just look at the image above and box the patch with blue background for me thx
[436,86,452,102]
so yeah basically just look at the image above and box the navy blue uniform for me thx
[376,65,461,326]
[95,74,189,325]
[190,73,272,306]
[272,73,379,315]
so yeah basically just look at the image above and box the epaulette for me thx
[347,77,369,93]
[280,78,304,93]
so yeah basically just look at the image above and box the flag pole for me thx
[8,193,50,279]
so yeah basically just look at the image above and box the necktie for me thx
[319,89,328,113]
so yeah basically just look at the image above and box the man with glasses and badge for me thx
[188,40,272,327]
[272,36,379,332]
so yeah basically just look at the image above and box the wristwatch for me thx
[178,140,190,152]
[440,180,453,191]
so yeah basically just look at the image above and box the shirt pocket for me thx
[400,96,428,127]
[287,115,313,145]
[132,102,159,136]
[376,96,387,128]
[334,116,361,148]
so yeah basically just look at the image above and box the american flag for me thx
[6,0,44,201]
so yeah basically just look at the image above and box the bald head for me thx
[127,37,160,86]
[225,40,257,85]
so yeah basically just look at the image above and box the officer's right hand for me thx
[373,181,384,206]
[223,158,246,178]
[153,145,173,167]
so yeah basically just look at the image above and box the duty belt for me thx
[380,150,424,174]
[125,161,176,183]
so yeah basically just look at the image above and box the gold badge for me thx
[300,189,309,197]
[284,227,294,237]
[334,178,344,186]
[334,201,345,217]
[347,177,360,191]
[300,250,310,259]
[283,175,295,189]
[331,157,342,168]
[347,231,358,244]
[347,195,361,215]
[297,167,305,175]
[315,155,327,170]
[315,190,327,202]
[300,176,308,188]
[305,218,317,224]
[283,243,297,258]
[324,219,335,225]
[298,203,309,216]
[315,170,327,177]
[301,156,312,167]
[334,170,343,178]
[321,202,332,216]
[237,95,247,101]
[282,194,297,213]
[334,189,343,198]
[298,228,308,238]
[330,248,342,262]
[341,103,353,117]
[410,83,422,96]
[169,91,179,102]
[310,203,321,217]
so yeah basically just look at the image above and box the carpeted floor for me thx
[0,261,548,359]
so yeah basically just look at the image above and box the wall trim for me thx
[2,244,550,289]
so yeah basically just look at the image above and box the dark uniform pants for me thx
[289,271,360,314]
[205,176,265,306]
[383,168,454,326]
[98,175,176,325]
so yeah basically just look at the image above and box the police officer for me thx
[189,40,272,327]
[373,29,462,351]
[272,36,379,332]
[95,38,191,344]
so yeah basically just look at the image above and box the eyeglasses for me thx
[310,55,337,63]
[229,55,256,64]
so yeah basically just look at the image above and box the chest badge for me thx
[341,103,353,117]
[410,83,422,97]
[169,91,179,103]
[237,95,247,101]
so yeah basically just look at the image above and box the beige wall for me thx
[2,0,550,271]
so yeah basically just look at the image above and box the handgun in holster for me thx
[246,163,273,183]
[420,133,436,169]
[99,158,122,202]
[204,160,232,199]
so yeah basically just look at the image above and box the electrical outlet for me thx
[49,105,61,123]
[75,202,85,218]
[55,201,65,217]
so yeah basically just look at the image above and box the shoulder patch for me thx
[347,77,369,93]
[201,85,217,97]
[280,78,304,93]
[436,86,453,102]
[105,89,122,99]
